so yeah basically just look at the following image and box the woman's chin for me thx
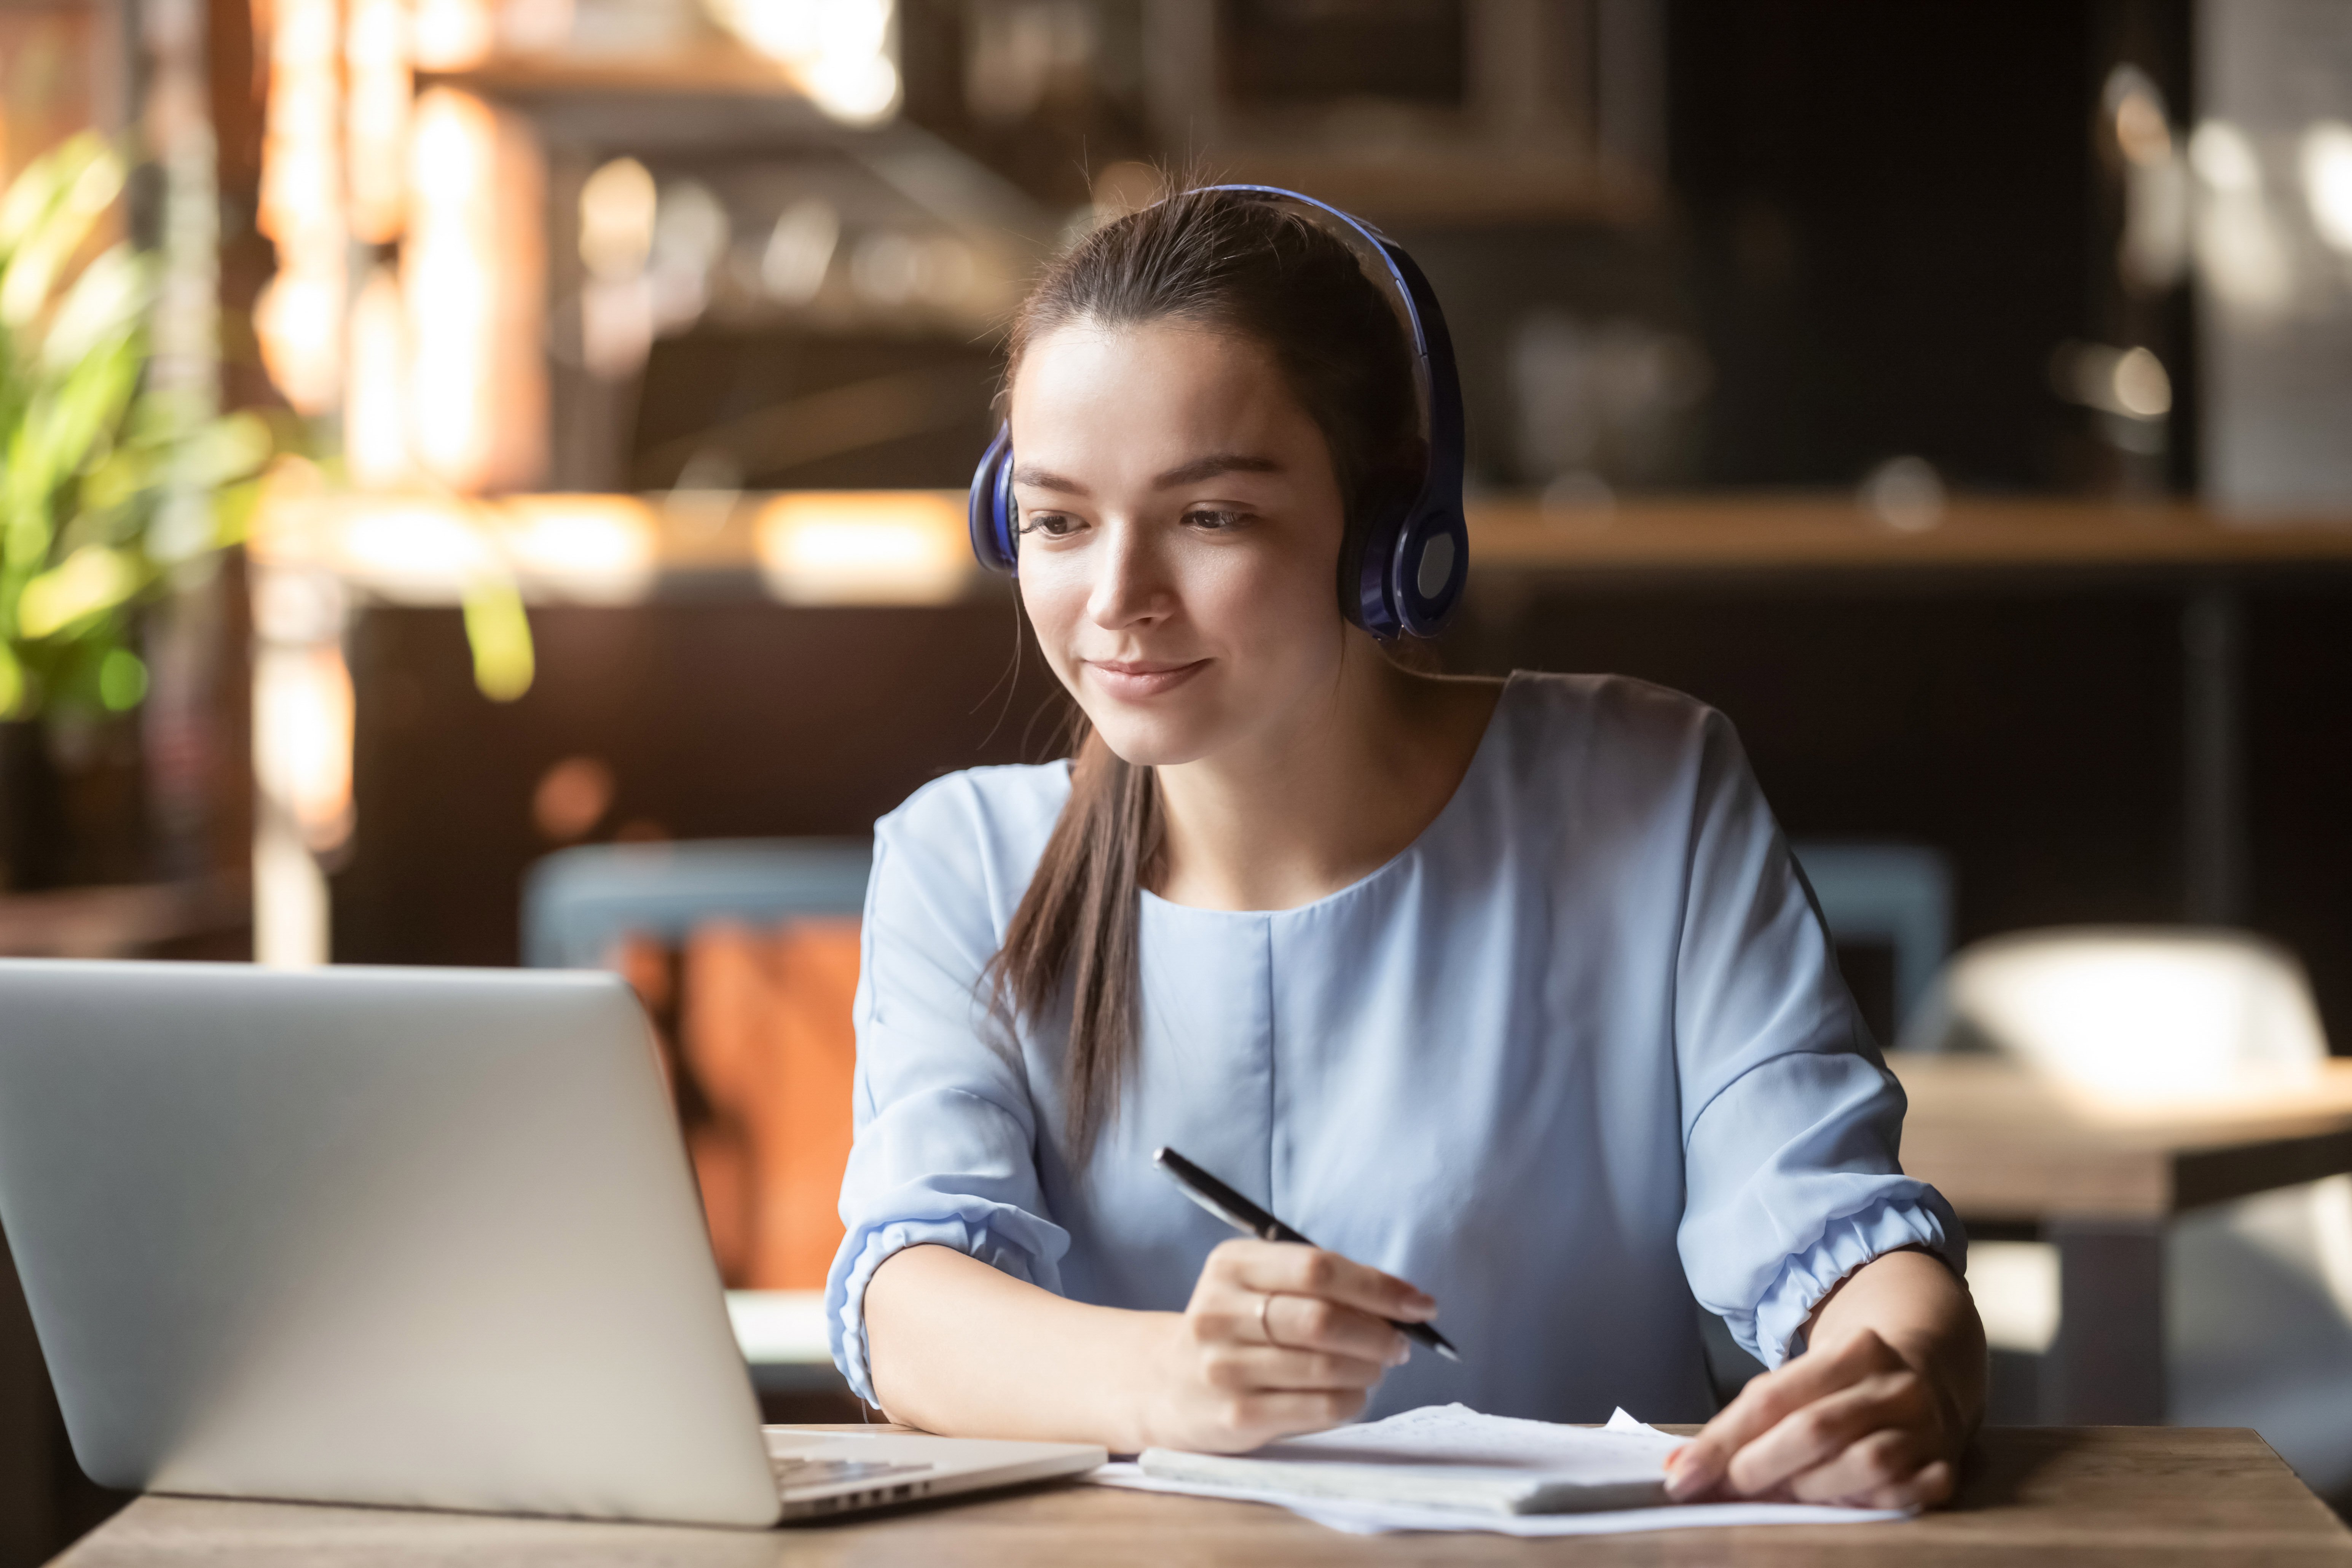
[1084,710,1220,770]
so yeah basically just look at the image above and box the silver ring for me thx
[1259,1291,1282,1348]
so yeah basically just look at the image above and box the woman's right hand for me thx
[1136,1238,1436,1453]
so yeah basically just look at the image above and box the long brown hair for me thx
[986,186,1424,1161]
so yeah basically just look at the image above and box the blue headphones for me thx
[965,185,1469,642]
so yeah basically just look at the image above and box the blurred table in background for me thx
[1890,1052,2352,1426]
[0,881,250,962]
[47,1425,2352,1566]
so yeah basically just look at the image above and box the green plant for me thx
[0,133,271,721]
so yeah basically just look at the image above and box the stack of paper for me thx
[1092,1405,1912,1538]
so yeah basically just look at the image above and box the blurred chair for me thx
[1901,927,2352,1506]
[1790,840,1954,1040]
[522,838,871,969]
[523,839,872,1401]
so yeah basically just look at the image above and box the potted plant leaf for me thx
[1,133,271,890]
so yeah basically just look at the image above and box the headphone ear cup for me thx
[1390,506,1468,639]
[967,425,1018,573]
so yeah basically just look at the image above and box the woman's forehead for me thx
[1008,319,1316,473]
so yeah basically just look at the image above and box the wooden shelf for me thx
[249,489,2352,610]
[1467,496,2352,574]
[415,42,816,101]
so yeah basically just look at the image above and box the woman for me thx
[826,186,1984,1509]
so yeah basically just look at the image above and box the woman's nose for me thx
[1087,519,1172,628]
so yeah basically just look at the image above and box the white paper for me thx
[1091,1405,1912,1537]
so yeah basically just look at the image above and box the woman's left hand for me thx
[1662,1249,1984,1510]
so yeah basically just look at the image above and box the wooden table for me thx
[1891,1053,2352,1424]
[47,1426,2352,1566]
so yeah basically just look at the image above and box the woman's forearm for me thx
[862,1243,1173,1450]
[862,1237,1426,1454]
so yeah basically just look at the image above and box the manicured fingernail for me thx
[1405,1293,1437,1318]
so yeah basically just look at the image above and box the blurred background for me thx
[3,0,2352,1557]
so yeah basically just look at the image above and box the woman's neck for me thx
[1148,652,1503,912]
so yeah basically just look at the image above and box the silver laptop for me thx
[0,959,1102,1526]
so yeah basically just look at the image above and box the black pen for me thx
[1153,1145,1461,1363]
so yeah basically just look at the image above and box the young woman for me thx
[826,187,1985,1509]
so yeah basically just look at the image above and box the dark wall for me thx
[335,592,1070,968]
[1667,0,2188,490]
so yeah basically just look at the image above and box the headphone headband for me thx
[967,185,1468,641]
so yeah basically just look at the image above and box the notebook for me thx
[1137,1403,1684,1516]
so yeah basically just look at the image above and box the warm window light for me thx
[254,642,356,852]
[754,491,969,604]
[251,266,345,412]
[580,159,660,378]
[254,821,330,969]
[2191,119,2263,193]
[703,0,901,125]
[579,157,658,281]
[499,495,659,602]
[2051,342,2173,422]
[2108,346,2172,419]
[405,87,547,492]
[2103,65,2172,171]
[344,0,412,244]
[336,496,496,598]
[2301,120,2352,257]
[648,179,729,334]
[761,198,839,303]
[264,492,658,604]
[410,0,493,69]
[253,0,347,413]
[2190,118,2292,313]
[344,266,411,486]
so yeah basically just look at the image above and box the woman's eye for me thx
[1183,509,1250,531]
[1020,511,1083,539]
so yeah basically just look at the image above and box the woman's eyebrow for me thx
[1010,465,1088,494]
[1153,453,1282,488]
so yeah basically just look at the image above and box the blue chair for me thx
[1788,840,1955,1039]
[521,838,872,971]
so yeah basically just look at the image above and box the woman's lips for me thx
[1084,658,1209,700]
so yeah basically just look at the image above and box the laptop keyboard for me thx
[770,1456,934,1498]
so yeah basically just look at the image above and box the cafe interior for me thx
[3,0,2352,1558]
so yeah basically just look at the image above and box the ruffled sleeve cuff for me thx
[826,1208,1063,1405]
[1740,1193,1965,1369]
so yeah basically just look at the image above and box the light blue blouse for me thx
[826,672,1961,1423]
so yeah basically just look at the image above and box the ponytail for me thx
[987,721,1159,1159]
